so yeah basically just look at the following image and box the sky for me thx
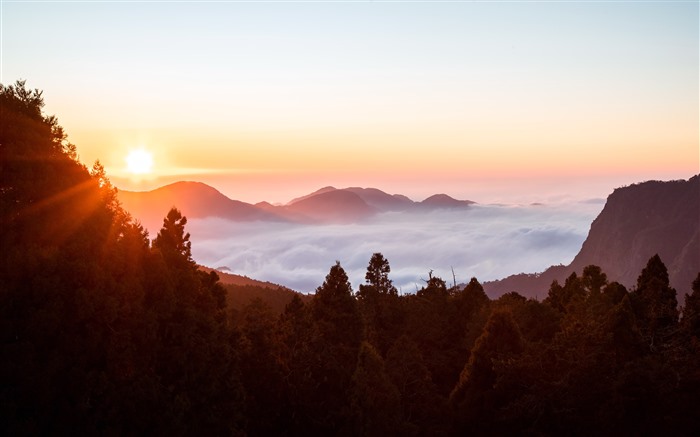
[2,0,698,204]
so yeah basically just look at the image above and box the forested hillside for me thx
[1,82,243,434]
[2,82,700,435]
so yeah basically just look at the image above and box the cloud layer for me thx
[188,202,603,294]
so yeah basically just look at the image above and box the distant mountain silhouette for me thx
[289,187,475,212]
[287,186,338,205]
[484,176,700,300]
[118,181,284,232]
[420,193,476,208]
[285,189,377,223]
[343,187,415,211]
[119,182,476,228]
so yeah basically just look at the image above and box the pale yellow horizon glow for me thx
[4,2,698,203]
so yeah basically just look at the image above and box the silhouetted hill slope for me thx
[344,187,415,211]
[272,186,449,222]
[288,186,337,205]
[285,189,377,223]
[118,181,283,232]
[485,176,700,299]
[199,265,296,291]
[289,186,475,212]
[421,193,476,208]
[393,193,413,203]
[255,201,275,209]
[198,266,311,314]
[224,284,313,316]
[119,181,478,226]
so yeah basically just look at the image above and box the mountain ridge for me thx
[483,176,700,300]
[118,181,284,232]
[420,193,476,208]
[117,181,476,230]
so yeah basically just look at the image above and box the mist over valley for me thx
[120,183,603,293]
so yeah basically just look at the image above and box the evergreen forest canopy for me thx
[2,81,700,435]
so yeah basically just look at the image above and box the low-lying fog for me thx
[187,201,605,293]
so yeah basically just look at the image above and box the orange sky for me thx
[3,2,698,203]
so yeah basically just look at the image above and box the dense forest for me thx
[2,81,700,436]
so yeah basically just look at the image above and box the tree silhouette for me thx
[305,262,362,433]
[276,294,316,432]
[545,272,586,313]
[606,294,644,364]
[385,335,446,435]
[4,81,700,435]
[0,80,153,434]
[632,254,678,343]
[239,298,285,434]
[582,264,608,295]
[358,252,397,298]
[405,273,455,393]
[351,342,402,435]
[152,207,194,270]
[450,310,523,432]
[681,272,700,338]
[357,253,403,354]
[603,281,628,306]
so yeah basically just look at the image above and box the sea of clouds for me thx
[187,201,605,294]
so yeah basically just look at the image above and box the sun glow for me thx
[126,149,154,175]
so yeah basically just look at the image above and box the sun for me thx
[125,149,153,175]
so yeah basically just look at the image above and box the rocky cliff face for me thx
[484,176,700,300]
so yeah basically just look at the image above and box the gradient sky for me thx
[3,0,698,203]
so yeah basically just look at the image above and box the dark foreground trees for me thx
[2,81,699,435]
[0,81,245,435]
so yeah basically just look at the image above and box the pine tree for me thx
[358,252,397,299]
[582,265,608,295]
[152,207,194,271]
[450,310,523,431]
[385,335,445,434]
[681,272,700,337]
[351,342,402,436]
[357,253,402,353]
[240,298,284,434]
[306,262,363,433]
[277,294,315,432]
[545,272,586,313]
[633,254,678,342]
[605,294,644,363]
